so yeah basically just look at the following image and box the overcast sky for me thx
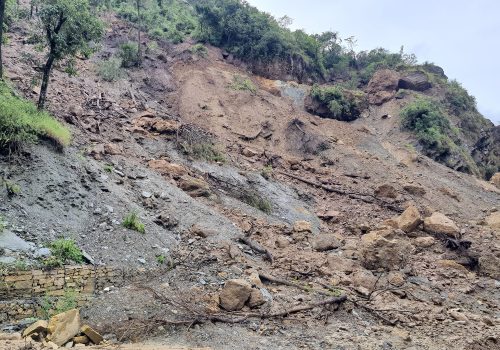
[246,0,500,125]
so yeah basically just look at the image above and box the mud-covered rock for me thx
[148,159,187,177]
[219,279,252,311]
[375,184,399,199]
[360,229,414,270]
[397,205,422,233]
[177,175,211,197]
[423,212,459,236]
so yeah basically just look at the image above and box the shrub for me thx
[3,179,21,196]
[123,211,146,234]
[229,75,257,94]
[400,98,455,159]
[190,43,208,57]
[97,58,124,81]
[156,255,166,264]
[44,239,84,268]
[444,80,477,114]
[41,290,77,319]
[309,84,364,121]
[118,42,140,68]
[0,216,5,232]
[242,192,272,214]
[0,81,71,151]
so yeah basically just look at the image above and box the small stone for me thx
[247,288,266,308]
[137,258,146,264]
[81,325,103,345]
[397,205,422,233]
[311,234,342,252]
[414,236,435,248]
[391,328,411,342]
[242,147,259,157]
[73,335,90,345]
[23,320,48,338]
[275,236,290,248]
[141,191,152,198]
[65,341,74,348]
[448,309,468,322]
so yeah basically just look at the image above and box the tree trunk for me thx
[136,0,142,66]
[0,0,6,79]
[38,54,54,110]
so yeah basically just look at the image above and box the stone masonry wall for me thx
[0,265,157,322]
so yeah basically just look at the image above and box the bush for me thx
[118,42,140,68]
[400,98,455,159]
[44,239,84,268]
[0,81,71,151]
[310,84,364,121]
[190,43,208,57]
[444,80,477,114]
[97,58,124,81]
[229,75,257,94]
[242,192,272,214]
[123,211,145,234]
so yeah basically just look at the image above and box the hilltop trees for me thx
[37,0,103,109]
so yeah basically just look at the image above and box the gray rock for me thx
[141,191,152,199]
[398,71,431,91]
[33,247,51,258]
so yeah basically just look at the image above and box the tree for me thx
[37,0,103,109]
[0,0,6,79]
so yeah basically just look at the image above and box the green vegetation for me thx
[0,81,71,151]
[229,75,257,94]
[190,43,208,57]
[43,238,84,268]
[41,290,77,319]
[123,211,146,233]
[445,80,477,114]
[0,215,5,232]
[114,0,197,44]
[36,0,104,109]
[118,41,140,68]
[103,164,114,173]
[400,98,456,159]
[97,58,124,81]
[156,255,166,264]
[181,142,225,163]
[309,84,365,121]
[261,165,273,180]
[242,192,272,214]
[3,179,20,196]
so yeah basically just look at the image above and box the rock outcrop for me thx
[398,71,431,91]
[367,69,400,105]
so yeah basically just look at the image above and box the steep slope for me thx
[0,8,499,350]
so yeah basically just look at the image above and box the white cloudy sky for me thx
[247,0,500,125]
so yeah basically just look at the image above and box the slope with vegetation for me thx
[0,1,499,349]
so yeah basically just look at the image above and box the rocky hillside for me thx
[1,2,500,350]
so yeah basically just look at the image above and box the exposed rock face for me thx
[360,229,414,270]
[47,309,81,346]
[421,63,447,78]
[397,205,422,233]
[367,69,400,105]
[398,71,431,91]
[219,279,252,311]
[423,212,459,236]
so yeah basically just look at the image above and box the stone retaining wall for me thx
[0,265,159,322]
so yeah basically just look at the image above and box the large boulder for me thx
[219,279,252,311]
[22,320,48,338]
[367,69,400,105]
[423,212,459,236]
[397,205,422,233]
[46,309,81,346]
[360,229,414,270]
[398,71,431,91]
[311,234,342,252]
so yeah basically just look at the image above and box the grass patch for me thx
[123,211,146,234]
[229,75,257,94]
[156,255,166,264]
[43,239,83,268]
[242,192,272,214]
[190,43,208,57]
[181,142,225,163]
[97,58,124,82]
[0,81,70,151]
[41,290,77,319]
